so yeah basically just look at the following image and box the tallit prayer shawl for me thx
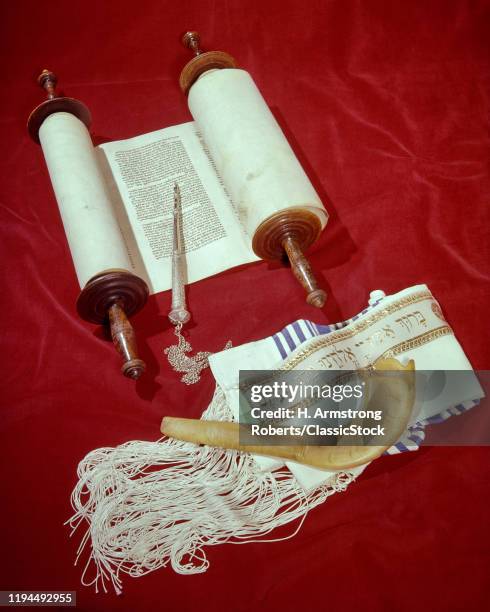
[68,285,483,593]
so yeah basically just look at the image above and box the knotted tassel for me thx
[67,386,354,594]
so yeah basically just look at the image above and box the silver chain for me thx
[164,322,231,385]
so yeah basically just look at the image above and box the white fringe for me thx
[67,386,355,594]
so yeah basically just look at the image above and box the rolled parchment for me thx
[28,72,148,378]
[38,112,133,288]
[188,69,328,240]
[180,33,329,307]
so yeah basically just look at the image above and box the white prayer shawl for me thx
[209,284,483,489]
[68,284,483,593]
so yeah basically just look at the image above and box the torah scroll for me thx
[180,32,329,307]
[28,71,149,379]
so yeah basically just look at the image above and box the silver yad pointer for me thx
[165,183,225,384]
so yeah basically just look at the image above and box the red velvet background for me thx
[1,1,489,610]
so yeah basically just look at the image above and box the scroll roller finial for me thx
[178,30,237,93]
[38,69,58,100]
[182,31,202,56]
[28,69,91,143]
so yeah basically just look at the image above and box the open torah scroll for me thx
[32,65,328,374]
[40,70,327,294]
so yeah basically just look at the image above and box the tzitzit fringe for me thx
[67,386,355,594]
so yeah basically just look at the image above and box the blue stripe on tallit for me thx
[292,321,306,343]
[273,334,288,359]
[281,327,298,352]
[303,320,317,337]
[407,433,425,446]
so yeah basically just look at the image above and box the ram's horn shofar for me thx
[161,357,415,470]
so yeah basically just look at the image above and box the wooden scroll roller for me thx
[27,70,149,379]
[180,32,327,308]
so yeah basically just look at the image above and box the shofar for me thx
[162,357,415,470]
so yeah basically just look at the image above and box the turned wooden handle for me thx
[27,69,92,143]
[37,69,58,99]
[76,270,148,379]
[108,302,146,379]
[179,31,237,93]
[182,31,203,56]
[282,236,326,308]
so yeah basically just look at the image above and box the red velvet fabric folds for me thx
[1,1,489,610]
